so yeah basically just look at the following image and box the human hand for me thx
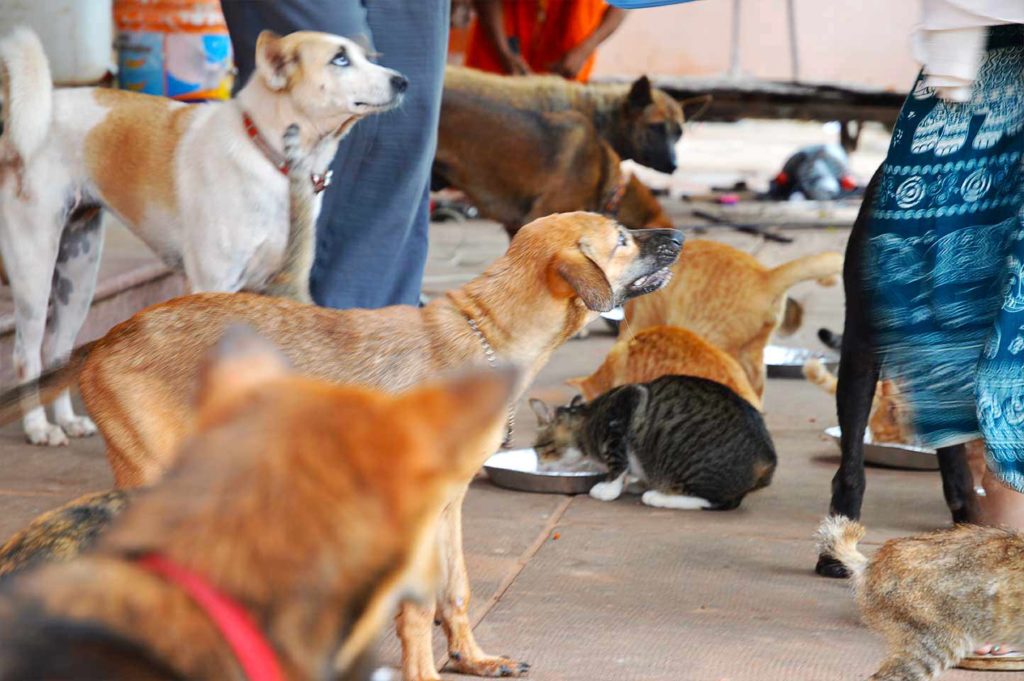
[500,50,532,75]
[550,44,592,79]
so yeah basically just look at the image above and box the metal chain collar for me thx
[465,316,515,448]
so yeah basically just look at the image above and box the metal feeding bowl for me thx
[483,449,605,494]
[824,426,939,471]
[765,344,838,379]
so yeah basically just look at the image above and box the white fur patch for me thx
[641,490,712,510]
[589,472,626,501]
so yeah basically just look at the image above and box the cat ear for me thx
[529,398,552,426]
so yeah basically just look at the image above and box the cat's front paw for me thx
[589,480,623,501]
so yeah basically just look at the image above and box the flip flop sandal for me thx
[958,651,1024,671]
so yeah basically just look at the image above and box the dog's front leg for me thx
[397,599,441,681]
[438,487,530,678]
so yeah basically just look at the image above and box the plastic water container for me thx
[0,0,114,85]
[114,0,233,101]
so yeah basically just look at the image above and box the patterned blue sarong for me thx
[866,25,1024,491]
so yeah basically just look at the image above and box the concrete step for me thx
[0,223,185,387]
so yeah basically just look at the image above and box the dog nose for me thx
[630,228,684,248]
[391,74,409,93]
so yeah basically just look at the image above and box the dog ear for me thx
[398,366,519,478]
[626,75,654,111]
[553,245,615,313]
[529,398,552,426]
[197,325,290,414]
[255,31,297,91]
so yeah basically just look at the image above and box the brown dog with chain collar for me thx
[0,211,682,680]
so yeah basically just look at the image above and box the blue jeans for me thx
[221,0,449,308]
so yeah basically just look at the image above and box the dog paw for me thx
[589,481,621,501]
[447,652,530,677]
[815,554,849,579]
[25,422,69,447]
[58,415,97,438]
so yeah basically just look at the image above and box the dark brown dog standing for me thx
[442,67,685,174]
[0,331,517,681]
[0,212,683,680]
[435,90,673,238]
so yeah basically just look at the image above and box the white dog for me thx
[0,28,406,445]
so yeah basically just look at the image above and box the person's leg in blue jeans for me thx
[221,0,447,309]
[222,5,531,679]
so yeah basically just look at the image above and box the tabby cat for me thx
[531,375,777,510]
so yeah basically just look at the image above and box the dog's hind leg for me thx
[0,187,67,445]
[437,489,530,678]
[818,167,881,578]
[47,206,103,438]
[936,444,979,524]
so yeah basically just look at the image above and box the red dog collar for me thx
[241,111,333,194]
[137,553,285,681]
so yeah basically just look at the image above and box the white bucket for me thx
[0,0,114,86]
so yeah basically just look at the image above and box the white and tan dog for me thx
[0,27,406,445]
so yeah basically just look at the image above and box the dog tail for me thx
[0,489,130,581]
[263,123,316,303]
[802,357,838,395]
[0,27,53,162]
[0,340,96,426]
[768,252,844,294]
[815,515,869,584]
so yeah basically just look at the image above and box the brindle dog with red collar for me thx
[0,331,517,681]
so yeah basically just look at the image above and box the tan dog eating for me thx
[3,212,682,680]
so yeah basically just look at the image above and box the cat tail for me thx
[815,515,868,583]
[802,358,838,395]
[768,252,844,293]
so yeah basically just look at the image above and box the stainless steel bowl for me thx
[766,344,839,379]
[483,449,605,494]
[824,426,939,471]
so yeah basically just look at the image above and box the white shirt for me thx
[914,0,1024,101]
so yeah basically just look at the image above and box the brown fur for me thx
[623,239,843,398]
[818,517,1024,680]
[443,66,684,132]
[0,334,514,681]
[84,90,197,228]
[434,88,673,238]
[567,325,761,409]
[0,211,680,680]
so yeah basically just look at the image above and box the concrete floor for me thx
[0,122,988,679]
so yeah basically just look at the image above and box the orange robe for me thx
[466,0,609,83]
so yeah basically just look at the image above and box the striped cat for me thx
[531,375,777,510]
